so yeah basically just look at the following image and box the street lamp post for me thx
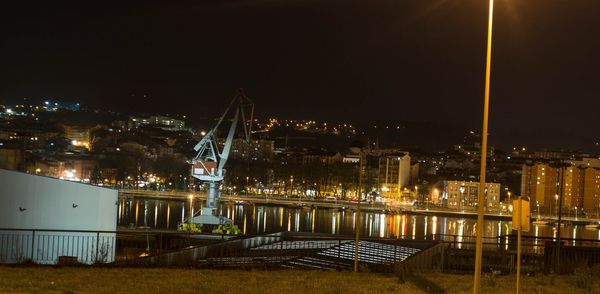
[474,0,495,292]
[188,194,194,223]
[354,149,364,272]
[415,185,419,207]
[246,176,249,194]
[459,186,466,211]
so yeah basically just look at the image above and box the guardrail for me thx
[2,228,600,274]
[434,233,600,274]
[0,228,116,264]
[0,228,235,264]
[133,232,438,272]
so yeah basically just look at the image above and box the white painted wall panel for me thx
[0,169,118,264]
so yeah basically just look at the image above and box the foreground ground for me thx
[0,266,597,294]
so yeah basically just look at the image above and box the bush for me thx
[590,264,600,279]
[483,272,497,288]
[394,264,411,284]
[574,269,593,290]
[358,263,371,273]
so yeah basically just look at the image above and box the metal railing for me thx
[2,228,600,274]
[436,233,600,274]
[0,228,235,265]
[151,232,437,272]
[0,228,116,264]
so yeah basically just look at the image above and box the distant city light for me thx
[61,169,79,181]
[5,109,12,114]
[71,140,91,150]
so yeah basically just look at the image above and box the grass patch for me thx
[0,266,598,294]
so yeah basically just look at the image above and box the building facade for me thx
[229,139,275,162]
[377,153,411,196]
[521,163,560,214]
[441,180,501,211]
[521,161,600,216]
[128,115,185,131]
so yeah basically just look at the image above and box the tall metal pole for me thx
[473,0,494,292]
[354,150,363,272]
[556,162,565,273]
[516,198,522,294]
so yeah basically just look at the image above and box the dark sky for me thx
[1,0,599,151]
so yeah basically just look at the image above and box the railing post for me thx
[159,233,163,254]
[31,230,35,261]
[96,231,100,263]
[441,243,446,272]
[338,239,341,269]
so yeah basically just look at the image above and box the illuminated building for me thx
[229,139,274,162]
[522,161,600,215]
[442,180,501,211]
[521,163,561,214]
[128,115,185,131]
[64,124,91,150]
[377,152,411,196]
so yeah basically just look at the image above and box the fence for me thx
[0,228,235,265]
[436,233,600,274]
[2,228,600,274]
[135,232,436,272]
[0,228,116,264]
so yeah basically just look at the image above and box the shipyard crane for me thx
[189,91,253,226]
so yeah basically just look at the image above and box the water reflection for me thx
[117,198,600,240]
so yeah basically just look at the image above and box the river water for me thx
[117,198,600,241]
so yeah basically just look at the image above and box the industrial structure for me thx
[189,91,254,226]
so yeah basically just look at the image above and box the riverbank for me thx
[119,189,515,220]
[1,266,597,293]
[119,189,600,224]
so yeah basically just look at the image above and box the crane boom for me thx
[189,91,253,226]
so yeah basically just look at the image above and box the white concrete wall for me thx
[0,169,118,264]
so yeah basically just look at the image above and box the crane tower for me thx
[190,91,253,225]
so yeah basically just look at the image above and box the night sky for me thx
[1,0,599,151]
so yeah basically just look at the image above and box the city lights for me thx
[0,1,598,292]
